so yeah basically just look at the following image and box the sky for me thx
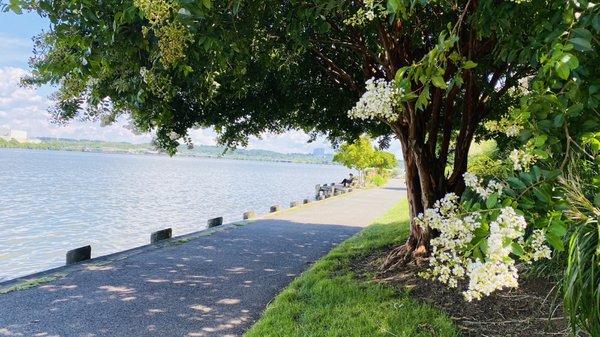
[0,11,402,156]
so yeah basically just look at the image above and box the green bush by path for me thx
[244,201,460,337]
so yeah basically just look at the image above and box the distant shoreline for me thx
[0,138,337,165]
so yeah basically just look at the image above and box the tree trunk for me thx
[381,132,445,270]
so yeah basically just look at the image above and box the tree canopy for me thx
[333,136,397,182]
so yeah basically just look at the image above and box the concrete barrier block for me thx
[243,211,256,220]
[151,228,172,243]
[207,217,223,228]
[66,245,91,265]
[290,201,300,208]
[270,205,282,213]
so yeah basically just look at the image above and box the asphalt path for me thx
[0,180,405,337]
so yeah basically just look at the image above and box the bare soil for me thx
[351,247,582,337]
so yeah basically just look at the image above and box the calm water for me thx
[0,149,349,282]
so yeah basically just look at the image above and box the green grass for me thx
[244,201,460,337]
[0,274,65,294]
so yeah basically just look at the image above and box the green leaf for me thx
[545,232,564,252]
[549,221,567,237]
[9,3,22,14]
[569,37,593,52]
[462,60,477,69]
[511,242,524,257]
[593,15,600,33]
[531,165,541,181]
[486,193,498,209]
[542,169,562,180]
[507,177,526,191]
[178,8,192,17]
[567,103,584,117]
[532,187,550,204]
[533,134,548,147]
[473,227,489,239]
[573,27,593,41]
[553,113,565,127]
[387,0,401,14]
[416,86,430,110]
[318,21,331,33]
[555,62,570,80]
[431,75,447,89]
[395,67,409,83]
[480,240,488,255]
[532,149,549,160]
[473,247,483,261]
[231,1,240,14]
[560,53,579,69]
[202,0,212,10]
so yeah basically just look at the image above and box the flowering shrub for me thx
[509,149,539,171]
[484,113,524,137]
[420,173,553,301]
[347,78,401,122]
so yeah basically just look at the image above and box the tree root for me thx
[380,243,429,272]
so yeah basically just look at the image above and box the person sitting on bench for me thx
[340,173,354,187]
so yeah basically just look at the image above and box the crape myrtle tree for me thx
[1,0,582,266]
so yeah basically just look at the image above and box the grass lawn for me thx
[244,201,460,337]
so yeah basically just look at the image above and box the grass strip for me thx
[245,200,460,337]
[0,274,66,294]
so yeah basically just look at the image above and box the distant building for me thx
[0,128,29,143]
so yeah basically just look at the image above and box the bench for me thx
[315,182,355,199]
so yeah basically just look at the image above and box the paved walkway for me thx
[0,180,406,337]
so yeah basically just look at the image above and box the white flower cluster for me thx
[463,172,503,199]
[485,114,523,137]
[420,173,552,301]
[464,261,518,301]
[348,78,400,122]
[509,149,538,171]
[519,229,552,263]
[418,193,481,288]
[343,0,386,26]
[487,207,527,261]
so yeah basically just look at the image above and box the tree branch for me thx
[310,46,360,93]
[427,86,444,155]
[439,84,460,165]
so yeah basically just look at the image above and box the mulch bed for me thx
[350,247,584,337]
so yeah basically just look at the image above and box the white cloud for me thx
[187,128,218,146]
[0,34,35,68]
[247,131,334,154]
[0,66,151,143]
[0,66,341,153]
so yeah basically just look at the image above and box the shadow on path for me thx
[0,219,362,337]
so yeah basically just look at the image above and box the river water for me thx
[0,149,349,281]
